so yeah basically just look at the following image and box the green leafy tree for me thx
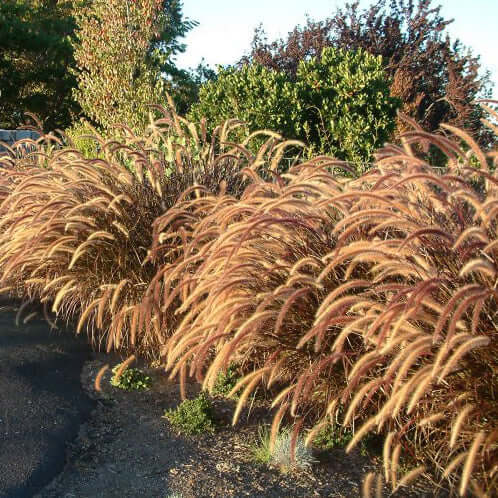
[244,0,494,147]
[189,47,399,172]
[171,59,217,115]
[71,0,196,133]
[188,63,297,143]
[0,0,197,132]
[0,0,80,130]
[295,47,399,168]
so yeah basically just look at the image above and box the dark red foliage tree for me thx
[242,0,494,147]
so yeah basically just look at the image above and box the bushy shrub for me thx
[189,64,296,147]
[163,393,216,435]
[64,119,103,159]
[294,48,399,170]
[189,47,399,173]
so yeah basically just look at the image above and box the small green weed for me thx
[212,364,240,398]
[163,393,216,436]
[313,423,378,457]
[110,364,152,391]
[251,425,316,471]
[313,424,354,450]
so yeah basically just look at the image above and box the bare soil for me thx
[33,352,448,498]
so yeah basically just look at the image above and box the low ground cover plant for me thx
[310,422,380,459]
[250,426,273,465]
[163,393,216,436]
[312,423,354,452]
[211,364,241,398]
[110,364,152,391]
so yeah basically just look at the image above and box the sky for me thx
[175,0,498,98]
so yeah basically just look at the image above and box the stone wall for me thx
[0,129,40,153]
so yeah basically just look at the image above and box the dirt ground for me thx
[35,353,447,498]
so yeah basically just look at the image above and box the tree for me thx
[189,47,400,172]
[0,0,79,131]
[294,47,400,168]
[243,0,494,147]
[188,63,296,142]
[71,0,196,133]
[170,59,217,116]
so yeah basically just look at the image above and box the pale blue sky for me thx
[175,1,498,97]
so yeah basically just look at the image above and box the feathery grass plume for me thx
[0,103,298,361]
[362,472,385,498]
[161,111,497,494]
[112,355,136,383]
[161,159,371,438]
[460,432,486,496]
[443,452,468,479]
[394,466,426,492]
[333,116,498,494]
[94,364,109,392]
[362,472,376,498]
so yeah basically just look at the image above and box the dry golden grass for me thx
[161,110,497,495]
[1,102,497,495]
[0,103,299,360]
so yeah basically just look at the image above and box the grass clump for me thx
[163,110,498,494]
[251,426,316,471]
[163,393,216,436]
[251,426,273,465]
[110,364,152,391]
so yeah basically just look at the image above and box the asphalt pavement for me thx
[0,300,95,498]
